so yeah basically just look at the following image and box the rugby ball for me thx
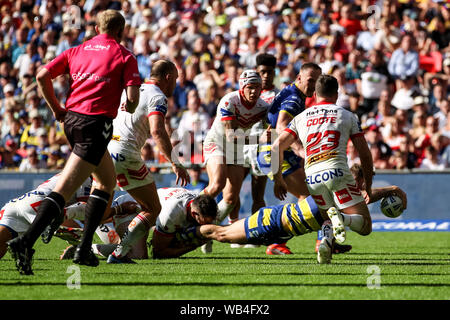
[380,195,404,218]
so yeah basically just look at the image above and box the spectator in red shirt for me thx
[338,4,362,36]
[7,10,141,275]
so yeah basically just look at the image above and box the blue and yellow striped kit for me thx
[244,196,325,245]
[256,144,302,179]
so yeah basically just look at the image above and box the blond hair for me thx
[97,10,125,38]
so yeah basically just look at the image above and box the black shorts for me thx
[64,111,113,166]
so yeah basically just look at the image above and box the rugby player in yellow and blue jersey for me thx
[177,164,407,264]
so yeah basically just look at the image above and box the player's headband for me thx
[239,69,262,89]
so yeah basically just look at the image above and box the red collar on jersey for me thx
[313,101,335,106]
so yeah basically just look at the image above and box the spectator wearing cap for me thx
[388,34,419,84]
[301,0,323,36]
[19,146,47,171]
[46,144,65,170]
[364,123,393,163]
[2,137,22,168]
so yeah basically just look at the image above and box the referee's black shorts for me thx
[64,111,113,166]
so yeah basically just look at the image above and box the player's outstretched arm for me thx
[198,221,247,244]
[151,230,201,259]
[367,186,408,210]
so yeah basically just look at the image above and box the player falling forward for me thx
[272,75,375,263]
[176,163,407,263]
[106,60,190,264]
[103,188,217,260]
[253,63,322,255]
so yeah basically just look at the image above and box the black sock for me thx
[78,189,110,250]
[22,192,65,247]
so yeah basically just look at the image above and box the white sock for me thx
[341,213,365,233]
[112,213,150,258]
[215,200,235,224]
[92,244,117,257]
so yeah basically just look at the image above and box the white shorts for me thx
[0,191,46,235]
[108,141,154,191]
[203,133,247,166]
[305,168,364,210]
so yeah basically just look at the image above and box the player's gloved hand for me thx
[172,163,190,187]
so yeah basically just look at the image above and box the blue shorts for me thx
[244,206,293,246]
[256,144,302,179]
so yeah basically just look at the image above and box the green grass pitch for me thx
[0,231,448,300]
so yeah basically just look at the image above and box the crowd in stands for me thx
[0,0,449,172]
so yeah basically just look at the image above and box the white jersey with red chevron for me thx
[208,90,269,136]
[111,82,168,155]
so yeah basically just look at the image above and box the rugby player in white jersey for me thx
[228,54,279,250]
[106,60,190,263]
[272,75,375,263]
[0,174,137,260]
[200,70,270,252]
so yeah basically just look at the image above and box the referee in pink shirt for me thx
[8,10,141,274]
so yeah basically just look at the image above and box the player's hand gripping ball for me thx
[380,195,404,218]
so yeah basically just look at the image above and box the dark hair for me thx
[256,53,276,68]
[150,59,176,79]
[192,195,218,219]
[300,62,322,73]
[315,74,338,98]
